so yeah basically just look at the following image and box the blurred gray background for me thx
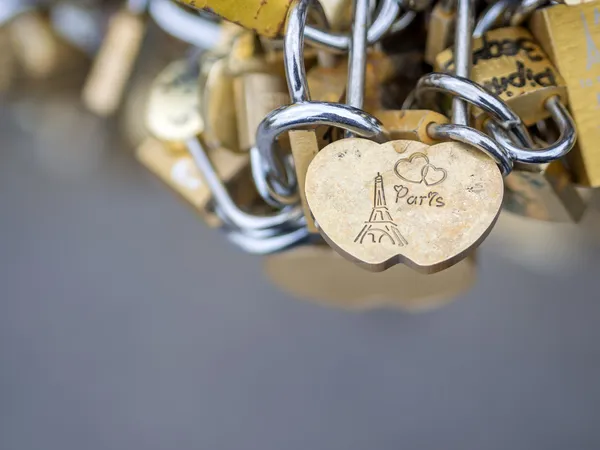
[2,94,600,450]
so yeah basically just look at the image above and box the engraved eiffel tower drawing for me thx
[354,173,408,246]
[583,9,600,70]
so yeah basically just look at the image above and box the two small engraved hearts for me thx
[394,152,447,187]
[305,139,504,273]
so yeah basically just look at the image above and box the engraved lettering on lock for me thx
[441,35,544,72]
[355,173,408,246]
[482,61,558,98]
[394,185,446,207]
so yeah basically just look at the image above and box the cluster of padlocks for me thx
[2,0,599,309]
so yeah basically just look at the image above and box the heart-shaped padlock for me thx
[304,138,504,273]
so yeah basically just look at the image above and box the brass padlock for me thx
[531,3,600,186]
[233,71,290,152]
[201,31,313,153]
[82,5,146,116]
[264,244,477,312]
[436,26,568,126]
[176,0,292,38]
[425,0,456,65]
[308,50,408,112]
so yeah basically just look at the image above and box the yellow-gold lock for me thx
[176,0,293,38]
[531,2,600,186]
[176,0,354,38]
[200,31,315,154]
[436,26,585,222]
[425,0,456,65]
[436,26,568,127]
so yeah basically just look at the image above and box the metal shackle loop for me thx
[186,138,306,231]
[226,226,309,255]
[473,0,516,38]
[415,73,533,147]
[486,96,577,164]
[253,101,388,206]
[253,0,388,207]
[428,123,514,175]
[149,0,221,49]
[509,0,548,26]
[303,0,402,52]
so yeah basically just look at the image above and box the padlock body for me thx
[177,0,292,38]
[531,3,600,186]
[233,72,289,151]
[436,27,568,126]
[425,2,455,65]
[82,9,146,116]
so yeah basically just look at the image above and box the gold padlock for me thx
[82,6,146,116]
[425,0,456,65]
[233,72,290,152]
[436,26,568,126]
[531,3,600,186]
[308,51,404,111]
[176,0,292,38]
[264,244,477,312]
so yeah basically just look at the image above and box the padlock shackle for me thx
[226,226,309,255]
[303,0,402,52]
[253,102,388,207]
[415,72,533,147]
[186,138,307,231]
[149,0,221,49]
[486,96,577,164]
[428,123,513,175]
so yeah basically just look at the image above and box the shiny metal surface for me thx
[250,150,300,208]
[186,138,305,231]
[486,96,577,164]
[415,73,533,147]
[284,0,311,103]
[226,226,309,254]
[304,0,399,51]
[346,0,369,110]
[253,102,388,206]
[473,0,514,38]
[509,0,548,26]
[428,123,513,175]
[388,10,417,34]
[149,0,221,49]
[451,0,474,126]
